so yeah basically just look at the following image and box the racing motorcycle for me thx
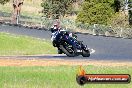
[51,29,90,57]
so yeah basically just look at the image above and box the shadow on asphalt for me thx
[16,54,89,60]
[13,54,132,61]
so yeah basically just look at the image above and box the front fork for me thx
[81,43,89,51]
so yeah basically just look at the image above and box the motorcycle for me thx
[51,29,90,57]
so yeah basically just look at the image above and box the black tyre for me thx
[52,40,57,47]
[60,41,77,57]
[82,49,90,57]
[58,48,63,54]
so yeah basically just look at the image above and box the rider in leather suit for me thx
[50,23,77,54]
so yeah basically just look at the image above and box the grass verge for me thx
[0,66,131,88]
[0,33,56,55]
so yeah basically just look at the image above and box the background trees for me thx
[41,0,76,19]
[1,0,131,26]
[0,0,10,5]
[76,0,122,25]
[128,0,132,25]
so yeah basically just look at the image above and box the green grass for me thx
[0,33,56,55]
[0,66,131,88]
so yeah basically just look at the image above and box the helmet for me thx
[53,23,58,27]
[53,23,59,30]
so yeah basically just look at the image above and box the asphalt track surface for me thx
[0,24,132,61]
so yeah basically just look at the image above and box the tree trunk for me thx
[12,0,23,24]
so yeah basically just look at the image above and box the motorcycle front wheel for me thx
[82,49,90,57]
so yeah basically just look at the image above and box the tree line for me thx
[0,0,10,4]
[41,0,131,26]
[1,0,131,26]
